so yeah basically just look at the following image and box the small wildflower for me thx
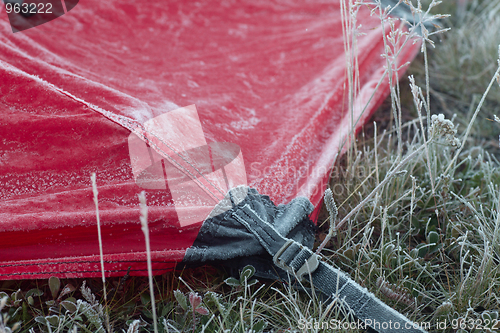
[430,114,456,136]
[429,114,461,148]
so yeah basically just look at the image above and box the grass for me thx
[2,0,500,332]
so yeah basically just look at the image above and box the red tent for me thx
[0,0,419,279]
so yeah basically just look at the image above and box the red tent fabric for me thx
[0,0,419,279]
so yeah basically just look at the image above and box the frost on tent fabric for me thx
[0,0,420,282]
[0,0,428,330]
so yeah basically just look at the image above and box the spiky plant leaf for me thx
[173,290,188,311]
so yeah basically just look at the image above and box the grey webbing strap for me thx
[232,204,427,333]
[308,262,426,333]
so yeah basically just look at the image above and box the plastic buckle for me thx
[296,253,320,281]
[273,239,320,281]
